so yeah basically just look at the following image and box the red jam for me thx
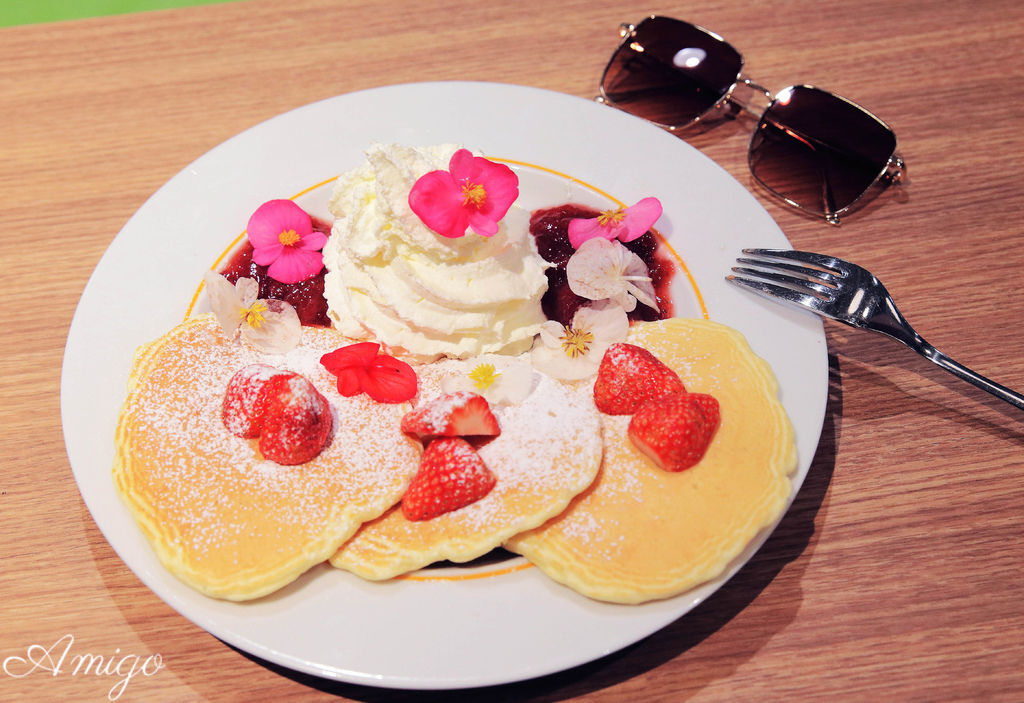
[220,205,676,330]
[219,216,332,327]
[529,204,676,327]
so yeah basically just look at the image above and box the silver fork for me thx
[727,248,1024,410]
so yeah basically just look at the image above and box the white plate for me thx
[61,81,827,690]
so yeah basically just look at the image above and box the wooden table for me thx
[3,0,1023,700]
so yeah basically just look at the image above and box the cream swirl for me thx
[322,143,549,361]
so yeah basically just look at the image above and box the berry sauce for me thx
[219,216,332,327]
[529,204,676,328]
[219,205,676,330]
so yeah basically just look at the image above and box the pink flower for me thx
[408,149,519,238]
[567,197,663,249]
[247,199,328,284]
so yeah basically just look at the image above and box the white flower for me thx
[529,301,629,380]
[441,353,535,405]
[203,271,300,354]
[565,237,658,313]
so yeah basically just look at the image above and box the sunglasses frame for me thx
[597,18,753,132]
[749,84,905,224]
[597,16,905,224]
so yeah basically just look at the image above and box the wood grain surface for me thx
[3,0,1023,700]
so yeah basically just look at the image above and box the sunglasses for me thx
[598,16,905,224]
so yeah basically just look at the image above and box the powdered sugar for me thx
[409,391,478,434]
[120,316,420,562]
[406,358,603,533]
[222,364,287,437]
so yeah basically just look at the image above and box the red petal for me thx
[362,355,418,403]
[266,248,324,284]
[251,243,284,265]
[298,230,328,251]
[447,149,479,180]
[467,211,499,237]
[618,197,663,243]
[247,199,313,247]
[320,342,380,374]
[408,170,468,238]
[567,217,618,249]
[335,367,368,397]
[472,158,519,220]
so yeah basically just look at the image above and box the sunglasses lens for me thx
[601,16,743,127]
[748,85,897,218]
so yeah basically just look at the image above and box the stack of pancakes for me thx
[114,315,795,603]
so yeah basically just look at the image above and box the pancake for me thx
[113,314,421,600]
[329,360,603,580]
[504,318,797,604]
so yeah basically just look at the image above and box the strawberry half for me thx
[221,364,293,438]
[400,392,500,441]
[593,343,686,415]
[401,437,496,521]
[627,391,720,472]
[256,373,333,465]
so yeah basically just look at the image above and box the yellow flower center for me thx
[240,301,268,329]
[468,363,499,390]
[597,208,626,227]
[278,229,301,247]
[461,182,487,208]
[560,326,594,359]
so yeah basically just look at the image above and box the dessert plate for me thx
[61,81,827,689]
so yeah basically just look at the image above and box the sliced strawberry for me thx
[627,391,720,472]
[400,392,500,441]
[256,374,332,465]
[593,342,686,415]
[221,364,292,438]
[401,437,496,521]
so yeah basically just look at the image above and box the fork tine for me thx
[740,248,848,274]
[733,264,835,296]
[726,273,832,313]
[733,258,842,288]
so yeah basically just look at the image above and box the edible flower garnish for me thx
[247,199,328,284]
[567,197,662,249]
[408,148,519,238]
[320,342,417,403]
[204,272,301,354]
[530,301,629,380]
[566,238,659,313]
[441,354,534,405]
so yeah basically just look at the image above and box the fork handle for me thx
[867,303,1024,410]
[919,343,1024,410]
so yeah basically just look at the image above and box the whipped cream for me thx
[322,143,549,361]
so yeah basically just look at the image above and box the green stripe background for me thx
[1,0,240,28]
